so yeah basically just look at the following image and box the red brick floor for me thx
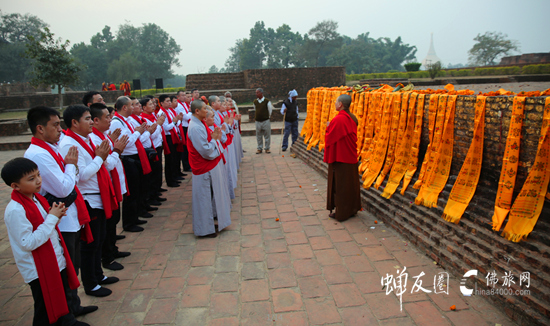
[0,143,517,325]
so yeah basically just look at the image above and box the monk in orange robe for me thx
[108,83,116,91]
[101,82,107,91]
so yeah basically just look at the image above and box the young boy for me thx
[2,157,89,326]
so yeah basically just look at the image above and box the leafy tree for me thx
[107,52,141,83]
[0,10,48,82]
[426,61,442,79]
[468,31,519,66]
[208,65,219,73]
[71,42,108,89]
[304,20,342,67]
[25,28,82,109]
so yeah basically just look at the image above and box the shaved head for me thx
[337,94,352,109]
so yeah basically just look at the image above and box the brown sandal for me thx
[265,149,271,154]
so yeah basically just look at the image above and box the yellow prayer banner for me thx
[413,94,441,189]
[491,97,525,231]
[442,96,486,223]
[501,97,550,242]
[401,94,425,194]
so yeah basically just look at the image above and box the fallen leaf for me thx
[393,265,401,269]
[450,305,456,311]
[275,218,279,221]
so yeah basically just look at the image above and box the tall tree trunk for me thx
[58,85,63,111]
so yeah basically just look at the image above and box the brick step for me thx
[291,136,550,326]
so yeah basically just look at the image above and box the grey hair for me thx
[224,91,232,97]
[208,95,219,105]
[115,96,131,110]
[256,88,263,93]
[218,96,226,103]
[205,106,215,117]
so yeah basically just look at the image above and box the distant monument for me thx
[421,33,442,68]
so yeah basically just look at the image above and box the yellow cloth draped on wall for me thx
[415,95,457,208]
[382,93,418,198]
[441,96,486,223]
[401,94,425,194]
[501,97,550,242]
[413,95,441,189]
[491,97,526,231]
[308,88,327,149]
[301,89,316,143]
[362,93,395,188]
[359,93,381,173]
[375,92,406,189]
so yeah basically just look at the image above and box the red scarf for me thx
[210,123,226,164]
[11,191,79,323]
[91,128,124,202]
[216,111,233,146]
[64,129,118,218]
[187,120,221,175]
[159,107,181,147]
[323,110,358,164]
[177,100,189,114]
[129,115,158,161]
[113,112,152,174]
[29,138,93,243]
[142,112,170,154]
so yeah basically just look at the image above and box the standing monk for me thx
[324,94,361,221]
[121,80,131,96]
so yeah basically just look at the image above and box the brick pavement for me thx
[0,138,516,325]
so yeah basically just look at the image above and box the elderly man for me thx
[281,89,299,152]
[324,94,361,221]
[253,88,274,154]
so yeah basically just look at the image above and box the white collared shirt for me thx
[4,196,65,283]
[89,132,127,196]
[59,133,104,209]
[24,143,80,232]
[175,102,192,128]
[109,114,142,156]
[128,115,152,148]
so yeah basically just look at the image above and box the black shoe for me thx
[102,261,124,271]
[146,205,158,211]
[136,218,148,224]
[115,234,126,240]
[199,233,217,238]
[167,183,180,187]
[178,172,188,177]
[155,197,167,202]
[115,251,131,258]
[149,200,162,206]
[124,225,144,232]
[159,188,168,192]
[98,276,119,285]
[176,176,185,181]
[74,305,98,317]
[282,147,287,152]
[85,287,112,297]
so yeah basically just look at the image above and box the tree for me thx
[208,65,219,73]
[71,42,108,89]
[107,52,141,83]
[468,31,519,66]
[305,20,342,67]
[0,10,48,82]
[25,28,82,109]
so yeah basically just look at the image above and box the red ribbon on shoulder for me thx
[113,112,152,174]
[91,128,124,202]
[186,120,222,175]
[64,129,118,218]
[11,190,79,323]
[159,107,181,149]
[30,138,93,243]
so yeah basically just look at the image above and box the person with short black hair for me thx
[82,91,106,107]
[191,88,200,101]
[323,94,361,221]
[175,90,192,173]
[140,97,167,199]
[24,106,98,318]
[2,157,90,326]
[157,94,184,187]
[59,105,118,297]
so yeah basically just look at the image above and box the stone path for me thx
[0,136,516,325]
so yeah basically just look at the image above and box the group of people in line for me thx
[1,88,243,325]
[0,84,361,326]
[101,81,131,96]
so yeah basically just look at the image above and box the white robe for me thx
[188,116,232,236]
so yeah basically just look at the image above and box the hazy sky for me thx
[3,0,550,76]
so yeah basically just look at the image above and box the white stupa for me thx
[421,33,442,68]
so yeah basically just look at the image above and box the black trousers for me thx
[181,126,191,171]
[164,136,177,184]
[121,154,142,228]
[151,146,163,193]
[80,201,106,292]
[60,230,81,316]
[102,207,120,264]
[29,269,77,326]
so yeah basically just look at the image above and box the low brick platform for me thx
[291,136,550,326]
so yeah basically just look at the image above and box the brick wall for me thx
[0,91,123,111]
[291,95,550,326]
[186,67,346,101]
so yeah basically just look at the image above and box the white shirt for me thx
[128,115,152,148]
[89,132,127,196]
[281,98,300,119]
[109,114,142,156]
[156,108,178,136]
[175,101,192,127]
[141,115,163,148]
[255,97,273,116]
[59,133,104,209]
[4,197,66,283]
[24,143,80,233]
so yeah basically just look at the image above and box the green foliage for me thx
[522,64,550,75]
[0,10,49,82]
[132,87,185,97]
[404,62,421,72]
[426,61,442,79]
[107,52,141,82]
[468,31,519,66]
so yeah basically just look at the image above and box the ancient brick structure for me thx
[0,91,123,111]
[186,67,346,100]
[291,95,550,326]
[500,53,550,65]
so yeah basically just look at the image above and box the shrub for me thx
[404,62,422,72]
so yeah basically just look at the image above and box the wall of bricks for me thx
[0,91,123,111]
[186,67,346,101]
[290,95,550,326]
